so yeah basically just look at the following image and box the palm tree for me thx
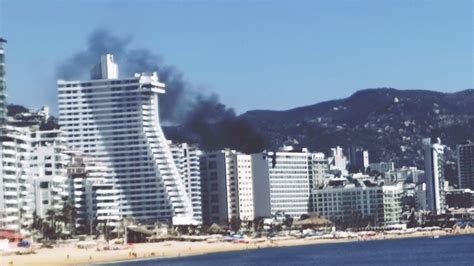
[45,209,61,239]
[229,216,241,232]
[46,209,56,228]
[59,196,76,235]
[253,217,264,232]
[30,211,43,231]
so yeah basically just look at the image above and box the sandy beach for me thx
[2,228,473,266]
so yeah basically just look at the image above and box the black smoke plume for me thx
[56,29,265,153]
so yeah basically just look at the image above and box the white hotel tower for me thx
[57,55,194,224]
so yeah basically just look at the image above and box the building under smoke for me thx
[57,54,195,225]
[56,29,265,155]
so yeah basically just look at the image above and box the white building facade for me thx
[423,138,446,215]
[67,151,120,229]
[382,183,403,225]
[266,148,311,217]
[57,54,193,224]
[235,154,255,222]
[200,150,257,226]
[0,125,33,231]
[170,142,203,224]
[30,130,70,218]
[311,178,402,226]
[308,152,329,189]
[329,146,348,174]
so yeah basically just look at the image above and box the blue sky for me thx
[0,0,472,114]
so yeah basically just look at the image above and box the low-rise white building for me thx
[369,162,395,174]
[311,177,402,226]
[385,167,424,184]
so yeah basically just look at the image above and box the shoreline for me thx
[2,229,473,266]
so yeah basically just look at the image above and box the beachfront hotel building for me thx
[422,138,446,215]
[30,129,70,218]
[0,38,34,231]
[0,38,7,124]
[66,151,120,229]
[457,143,474,190]
[310,177,402,226]
[265,147,311,218]
[57,54,194,224]
[0,124,33,231]
[382,183,403,225]
[170,142,203,224]
[249,147,330,218]
[200,150,257,226]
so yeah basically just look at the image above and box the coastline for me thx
[2,228,473,266]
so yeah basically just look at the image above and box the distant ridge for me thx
[10,88,474,168]
[239,88,474,167]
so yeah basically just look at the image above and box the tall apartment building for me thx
[266,147,311,217]
[356,150,370,172]
[249,153,272,219]
[329,146,348,173]
[414,183,427,211]
[200,150,256,226]
[308,152,329,189]
[30,130,70,217]
[66,151,120,229]
[57,54,193,224]
[170,142,202,224]
[0,38,7,124]
[382,183,403,225]
[0,125,33,231]
[423,138,446,215]
[348,146,370,173]
[457,143,474,190]
[235,154,255,222]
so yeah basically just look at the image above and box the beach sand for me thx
[1,228,473,266]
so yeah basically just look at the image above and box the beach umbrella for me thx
[294,215,331,228]
[207,223,225,234]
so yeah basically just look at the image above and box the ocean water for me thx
[107,235,474,266]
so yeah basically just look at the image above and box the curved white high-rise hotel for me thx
[57,55,194,224]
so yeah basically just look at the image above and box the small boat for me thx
[432,235,439,239]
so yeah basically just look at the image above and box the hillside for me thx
[240,88,474,167]
[9,88,473,168]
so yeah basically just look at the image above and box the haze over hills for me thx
[9,88,474,168]
[239,88,474,168]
